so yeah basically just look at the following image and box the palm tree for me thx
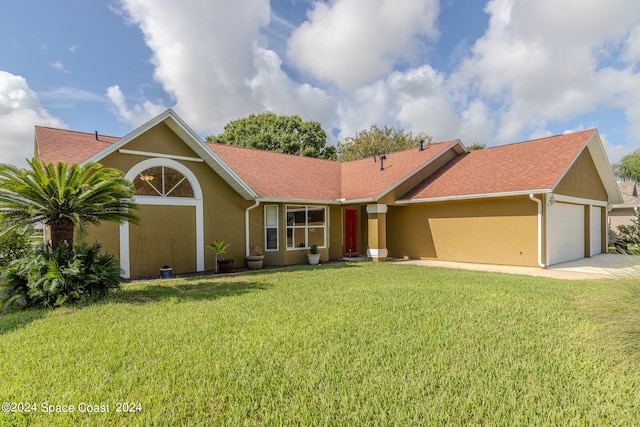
[0,159,138,250]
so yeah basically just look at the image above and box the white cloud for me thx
[116,0,336,138]
[110,0,640,161]
[453,0,640,143]
[248,45,336,125]
[106,85,166,128]
[0,71,66,167]
[287,0,440,89]
[51,61,69,73]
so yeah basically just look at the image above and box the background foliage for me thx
[614,149,640,182]
[0,224,31,270]
[337,124,432,161]
[208,112,337,160]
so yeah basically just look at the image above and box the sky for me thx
[2,0,640,168]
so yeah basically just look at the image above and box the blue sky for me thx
[1,0,640,167]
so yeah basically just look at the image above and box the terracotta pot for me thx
[217,259,234,273]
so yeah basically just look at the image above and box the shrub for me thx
[0,242,122,311]
[0,226,32,269]
[617,213,640,244]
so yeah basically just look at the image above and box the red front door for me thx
[345,209,357,255]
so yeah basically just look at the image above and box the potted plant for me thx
[307,243,320,265]
[208,240,233,273]
[160,265,173,279]
[246,243,264,270]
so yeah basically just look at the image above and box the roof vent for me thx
[379,155,387,171]
[95,131,99,141]
[419,139,424,151]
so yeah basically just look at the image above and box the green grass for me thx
[1,263,639,426]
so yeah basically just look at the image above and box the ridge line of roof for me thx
[472,128,596,152]
[35,125,121,140]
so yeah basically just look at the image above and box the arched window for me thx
[133,166,194,198]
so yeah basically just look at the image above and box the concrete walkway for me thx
[388,254,640,280]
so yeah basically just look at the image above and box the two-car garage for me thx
[546,200,605,266]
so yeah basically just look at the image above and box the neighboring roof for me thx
[400,129,623,204]
[614,182,640,207]
[35,127,119,165]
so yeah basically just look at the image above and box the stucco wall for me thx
[387,196,539,266]
[609,207,637,240]
[129,205,196,276]
[96,123,252,276]
[554,150,607,200]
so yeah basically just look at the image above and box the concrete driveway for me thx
[390,254,640,280]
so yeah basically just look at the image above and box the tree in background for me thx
[207,112,336,160]
[337,125,432,161]
[614,149,640,183]
[467,143,487,151]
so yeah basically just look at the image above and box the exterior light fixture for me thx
[140,173,154,182]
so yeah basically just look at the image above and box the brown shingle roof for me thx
[34,123,601,203]
[340,140,461,200]
[207,143,342,200]
[207,140,458,201]
[401,129,595,200]
[35,126,119,165]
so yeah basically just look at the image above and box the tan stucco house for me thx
[609,182,640,241]
[34,109,623,278]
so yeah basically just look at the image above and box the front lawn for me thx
[1,263,639,425]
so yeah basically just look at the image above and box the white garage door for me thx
[590,206,602,256]
[548,203,584,265]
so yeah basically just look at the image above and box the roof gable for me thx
[400,129,623,204]
[340,140,464,201]
[36,109,257,200]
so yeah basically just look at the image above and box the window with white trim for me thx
[264,205,279,251]
[133,166,194,197]
[286,205,326,249]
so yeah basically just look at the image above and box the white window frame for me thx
[264,205,279,252]
[285,205,327,251]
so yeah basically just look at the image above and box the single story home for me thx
[34,109,623,278]
[609,181,640,241]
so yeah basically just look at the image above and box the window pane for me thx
[287,227,306,248]
[308,227,325,247]
[166,178,194,197]
[265,205,278,227]
[133,166,193,197]
[287,206,305,226]
[266,228,278,250]
[307,207,325,226]
[133,167,162,196]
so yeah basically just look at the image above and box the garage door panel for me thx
[548,203,584,265]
